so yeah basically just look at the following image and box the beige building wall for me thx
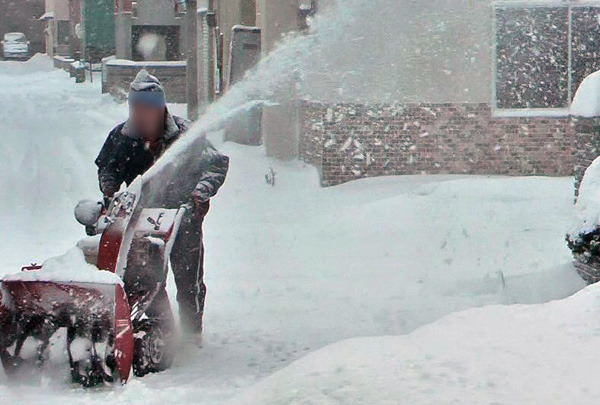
[115,0,184,60]
[44,0,70,55]
[255,0,301,159]
[53,0,69,19]
[134,0,181,26]
[216,0,256,87]
[302,0,493,104]
[115,9,133,59]
[212,0,495,157]
[256,0,299,55]
[253,0,495,158]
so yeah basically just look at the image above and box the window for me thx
[571,7,600,97]
[494,3,600,110]
[495,6,569,109]
[57,20,70,46]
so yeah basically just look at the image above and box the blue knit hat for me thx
[128,69,166,108]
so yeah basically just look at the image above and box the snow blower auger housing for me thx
[0,186,187,386]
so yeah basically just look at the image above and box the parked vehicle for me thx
[1,32,30,60]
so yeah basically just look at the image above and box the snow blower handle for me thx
[189,191,211,218]
[179,201,210,221]
[103,194,112,210]
[74,199,107,236]
[180,202,194,215]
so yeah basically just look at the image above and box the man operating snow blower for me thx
[95,70,229,342]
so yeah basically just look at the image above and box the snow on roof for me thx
[38,11,54,21]
[105,59,186,67]
[231,24,261,33]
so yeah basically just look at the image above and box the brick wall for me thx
[300,101,576,187]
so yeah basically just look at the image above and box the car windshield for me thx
[5,33,26,43]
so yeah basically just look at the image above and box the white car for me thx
[1,32,30,60]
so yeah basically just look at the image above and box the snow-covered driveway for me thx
[0,57,586,404]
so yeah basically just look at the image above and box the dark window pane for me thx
[571,7,600,96]
[495,7,569,109]
[57,20,70,45]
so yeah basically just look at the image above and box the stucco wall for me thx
[256,0,299,55]
[45,0,69,20]
[133,0,181,26]
[301,0,493,104]
[54,0,69,20]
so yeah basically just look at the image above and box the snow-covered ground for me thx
[230,283,600,405]
[0,57,590,404]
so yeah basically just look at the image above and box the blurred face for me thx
[130,104,165,140]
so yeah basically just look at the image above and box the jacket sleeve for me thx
[193,139,230,201]
[95,128,124,197]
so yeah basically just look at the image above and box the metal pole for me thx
[491,4,498,110]
[567,4,573,104]
[186,0,199,121]
[207,0,216,104]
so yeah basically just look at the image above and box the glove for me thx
[103,194,112,209]
[100,180,120,200]
[191,184,210,203]
[191,187,211,217]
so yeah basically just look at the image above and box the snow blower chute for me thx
[0,184,187,386]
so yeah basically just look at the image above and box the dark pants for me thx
[170,210,206,333]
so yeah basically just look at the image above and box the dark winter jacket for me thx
[95,113,229,206]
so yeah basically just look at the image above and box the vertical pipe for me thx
[186,0,199,121]
[491,3,498,110]
[567,4,573,105]
[207,0,216,104]
[197,11,206,109]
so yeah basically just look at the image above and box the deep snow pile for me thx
[0,53,55,75]
[566,157,600,282]
[570,156,600,236]
[571,69,600,117]
[0,54,127,272]
[231,283,600,405]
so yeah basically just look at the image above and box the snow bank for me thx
[231,283,600,405]
[1,248,121,285]
[570,156,600,236]
[0,53,54,75]
[571,70,600,117]
[0,51,127,271]
[25,53,55,70]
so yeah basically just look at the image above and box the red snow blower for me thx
[0,183,188,386]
